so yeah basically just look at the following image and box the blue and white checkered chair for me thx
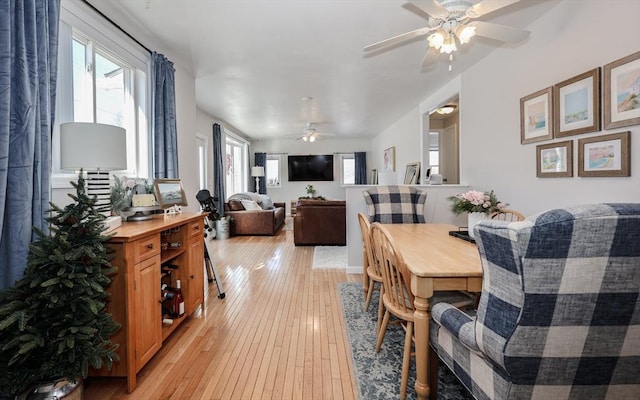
[429,204,640,400]
[362,185,427,223]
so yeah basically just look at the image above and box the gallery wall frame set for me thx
[536,140,573,178]
[520,50,640,144]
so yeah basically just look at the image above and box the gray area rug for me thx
[339,282,473,400]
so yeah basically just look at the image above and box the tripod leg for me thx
[204,248,215,283]
[203,236,226,299]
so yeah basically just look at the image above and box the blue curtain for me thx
[355,151,367,185]
[0,0,60,289]
[151,52,179,179]
[254,152,266,194]
[212,124,226,216]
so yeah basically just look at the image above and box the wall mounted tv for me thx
[288,155,334,181]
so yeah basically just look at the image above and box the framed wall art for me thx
[404,162,420,184]
[383,146,395,172]
[520,87,553,144]
[536,140,573,178]
[554,68,601,137]
[154,179,188,208]
[578,131,630,177]
[603,51,640,129]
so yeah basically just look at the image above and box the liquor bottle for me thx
[172,280,185,317]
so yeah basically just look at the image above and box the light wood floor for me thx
[85,222,361,400]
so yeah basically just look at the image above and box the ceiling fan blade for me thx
[468,0,521,18]
[420,47,438,69]
[408,0,449,19]
[315,132,336,137]
[364,27,432,52]
[470,21,530,43]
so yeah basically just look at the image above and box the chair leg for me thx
[428,344,439,400]
[376,286,384,334]
[375,309,391,353]
[364,280,375,311]
[399,321,414,400]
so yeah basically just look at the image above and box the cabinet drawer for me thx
[133,235,160,264]
[187,219,203,238]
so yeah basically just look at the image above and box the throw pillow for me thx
[260,195,275,210]
[240,199,262,210]
[228,200,244,211]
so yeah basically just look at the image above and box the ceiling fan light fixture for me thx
[302,136,308,142]
[456,25,476,44]
[436,104,457,114]
[309,135,316,143]
[427,31,445,49]
[440,35,457,54]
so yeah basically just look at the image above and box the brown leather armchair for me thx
[293,200,346,246]
[224,202,286,236]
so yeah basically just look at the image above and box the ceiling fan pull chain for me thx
[448,53,453,71]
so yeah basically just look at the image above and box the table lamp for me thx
[60,122,127,216]
[251,166,265,194]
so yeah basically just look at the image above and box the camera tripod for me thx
[196,190,225,299]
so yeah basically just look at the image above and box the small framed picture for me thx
[578,131,630,177]
[369,169,378,185]
[383,147,395,172]
[536,140,573,178]
[404,162,420,184]
[520,87,553,144]
[603,51,640,129]
[554,68,601,137]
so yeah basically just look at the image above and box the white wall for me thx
[252,138,371,213]
[374,1,640,217]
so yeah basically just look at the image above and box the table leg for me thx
[412,277,433,400]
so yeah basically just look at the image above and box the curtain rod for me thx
[81,0,152,54]
[267,152,288,155]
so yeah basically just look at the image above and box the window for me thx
[341,154,355,185]
[266,155,281,187]
[54,3,150,186]
[196,134,207,190]
[429,131,440,175]
[225,134,248,196]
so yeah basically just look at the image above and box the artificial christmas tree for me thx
[0,172,120,397]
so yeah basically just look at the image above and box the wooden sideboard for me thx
[90,212,206,393]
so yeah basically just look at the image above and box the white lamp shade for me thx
[60,122,127,170]
[251,166,265,177]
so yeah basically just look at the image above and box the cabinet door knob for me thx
[147,243,153,249]
[190,274,195,279]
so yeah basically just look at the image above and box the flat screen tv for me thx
[288,155,334,181]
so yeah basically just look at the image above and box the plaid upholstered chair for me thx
[429,204,640,400]
[362,185,427,223]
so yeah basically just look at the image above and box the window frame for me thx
[53,1,151,189]
[266,154,281,188]
[341,153,355,186]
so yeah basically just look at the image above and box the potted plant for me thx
[0,172,120,398]
[298,185,325,200]
[448,190,507,238]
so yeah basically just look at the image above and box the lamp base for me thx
[254,176,260,194]
[86,170,111,216]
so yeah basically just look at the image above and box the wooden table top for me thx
[108,212,206,242]
[380,223,483,278]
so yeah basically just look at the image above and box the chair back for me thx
[362,185,427,223]
[490,208,525,222]
[358,212,380,277]
[474,204,640,396]
[370,223,414,320]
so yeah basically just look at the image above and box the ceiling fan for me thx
[293,123,335,142]
[364,0,530,69]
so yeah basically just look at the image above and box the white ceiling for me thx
[86,0,559,140]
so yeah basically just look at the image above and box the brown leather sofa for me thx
[294,200,346,246]
[224,201,286,236]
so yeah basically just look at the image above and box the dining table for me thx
[380,223,483,400]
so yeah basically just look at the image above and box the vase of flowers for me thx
[448,190,506,238]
